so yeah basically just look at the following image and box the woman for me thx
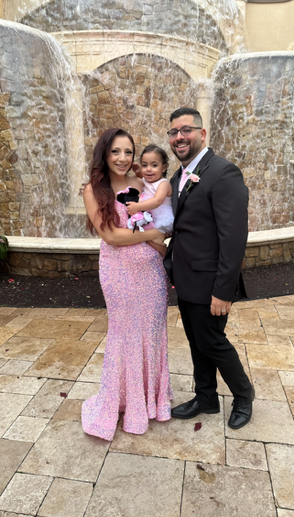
[81,128,173,441]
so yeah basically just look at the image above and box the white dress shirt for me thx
[178,146,209,196]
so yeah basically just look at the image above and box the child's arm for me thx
[127,181,172,216]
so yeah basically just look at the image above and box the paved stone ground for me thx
[0,298,294,517]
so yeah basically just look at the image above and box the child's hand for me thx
[126,202,139,216]
[132,163,143,178]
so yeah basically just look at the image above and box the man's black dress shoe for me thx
[171,397,220,420]
[228,386,255,430]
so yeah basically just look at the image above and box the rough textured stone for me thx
[84,452,184,517]
[226,439,268,470]
[111,392,225,465]
[0,473,52,515]
[38,478,93,517]
[211,55,294,232]
[0,440,33,496]
[225,397,294,444]
[266,444,294,510]
[181,462,276,517]
[20,420,109,482]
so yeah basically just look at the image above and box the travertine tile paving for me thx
[84,453,184,517]
[181,463,276,517]
[0,298,294,516]
[266,443,294,508]
[38,478,93,517]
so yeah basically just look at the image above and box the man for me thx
[164,107,254,429]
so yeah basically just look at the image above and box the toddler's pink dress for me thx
[140,177,174,233]
[82,200,173,441]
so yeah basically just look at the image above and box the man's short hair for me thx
[170,107,202,127]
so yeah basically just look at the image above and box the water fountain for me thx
[1,0,294,276]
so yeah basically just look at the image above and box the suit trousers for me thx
[178,298,252,404]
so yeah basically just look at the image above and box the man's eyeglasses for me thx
[167,126,202,138]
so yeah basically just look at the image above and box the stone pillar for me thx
[64,78,87,214]
[236,0,247,20]
[196,80,214,146]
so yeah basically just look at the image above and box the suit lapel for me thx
[174,148,215,218]
[171,167,181,216]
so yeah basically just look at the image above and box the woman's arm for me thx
[83,186,164,246]
[149,241,167,257]
[127,181,172,216]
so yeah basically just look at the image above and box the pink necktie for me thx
[179,168,189,193]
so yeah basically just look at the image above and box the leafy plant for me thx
[0,235,9,261]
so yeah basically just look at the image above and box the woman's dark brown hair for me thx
[85,128,135,234]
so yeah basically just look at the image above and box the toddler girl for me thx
[127,144,174,233]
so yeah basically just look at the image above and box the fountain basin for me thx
[2,227,294,278]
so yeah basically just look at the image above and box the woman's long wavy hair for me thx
[84,128,135,234]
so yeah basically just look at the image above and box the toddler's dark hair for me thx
[140,144,169,178]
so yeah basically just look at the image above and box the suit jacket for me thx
[163,148,248,305]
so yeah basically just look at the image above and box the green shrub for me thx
[0,235,9,261]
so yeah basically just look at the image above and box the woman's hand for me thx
[126,202,139,216]
[150,230,166,246]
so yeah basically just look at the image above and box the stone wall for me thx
[211,53,294,232]
[82,53,199,174]
[3,240,294,278]
[3,251,99,277]
[0,92,20,236]
[244,242,294,268]
[20,0,228,55]
[0,21,71,238]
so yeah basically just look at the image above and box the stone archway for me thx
[81,53,201,172]
[65,51,215,215]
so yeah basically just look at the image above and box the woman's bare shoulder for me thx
[127,175,143,191]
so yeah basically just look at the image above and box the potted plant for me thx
[0,235,9,261]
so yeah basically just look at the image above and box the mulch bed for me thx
[1,261,294,308]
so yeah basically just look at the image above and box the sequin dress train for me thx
[82,201,173,441]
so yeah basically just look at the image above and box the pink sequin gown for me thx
[82,201,173,441]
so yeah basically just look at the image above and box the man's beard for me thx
[172,141,200,164]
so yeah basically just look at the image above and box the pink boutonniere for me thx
[186,166,201,192]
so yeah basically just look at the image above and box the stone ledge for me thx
[247,227,294,247]
[5,227,294,253]
[5,237,102,254]
[2,227,294,276]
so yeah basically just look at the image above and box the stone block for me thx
[47,270,61,278]
[269,246,283,258]
[242,168,256,178]
[259,245,269,261]
[0,128,14,141]
[98,91,111,104]
[8,252,22,267]
[30,254,44,270]
[0,202,9,217]
[10,266,31,276]
[31,268,49,277]
[244,257,256,268]
[255,260,273,267]
[245,247,259,258]
[52,254,72,261]
[271,256,284,265]
[57,260,71,272]
[283,248,293,263]
[8,202,20,211]
[19,256,30,268]
[43,258,58,271]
